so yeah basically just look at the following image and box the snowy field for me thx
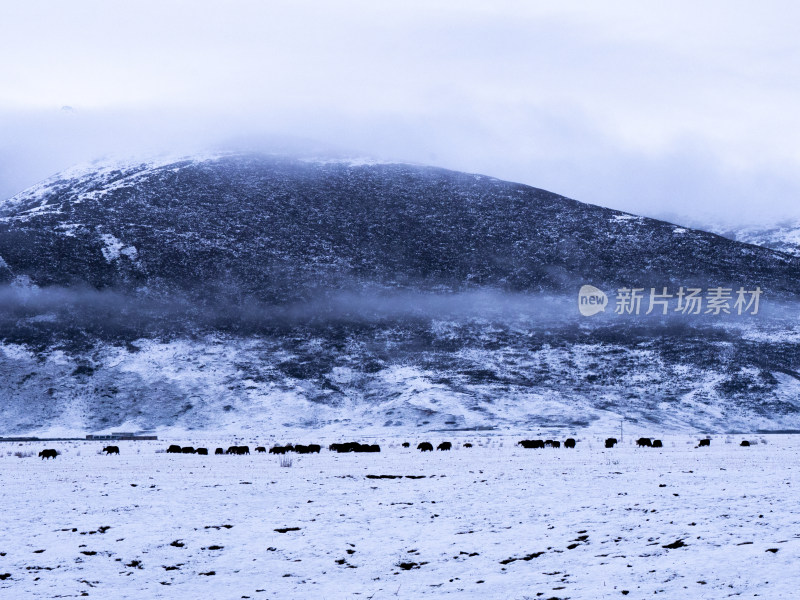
[1,434,798,599]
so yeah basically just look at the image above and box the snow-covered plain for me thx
[1,434,798,599]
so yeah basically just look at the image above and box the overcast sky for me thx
[1,0,798,227]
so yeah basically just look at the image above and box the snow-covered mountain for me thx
[1,153,799,435]
[712,220,800,257]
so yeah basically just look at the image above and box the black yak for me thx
[225,446,239,455]
[550,440,561,448]
[417,442,433,452]
[652,440,663,448]
[698,438,711,447]
[196,448,208,455]
[215,448,224,455]
[402,442,410,448]
[463,443,473,448]
[437,442,452,451]
[181,446,195,454]
[269,445,288,454]
[331,442,371,453]
[564,438,576,448]
[636,437,652,448]
[297,444,323,453]
[255,446,267,453]
[740,440,751,447]
[237,445,250,455]
[605,438,617,448]
[518,439,544,449]
[39,449,58,460]
[167,445,182,453]
[103,445,120,455]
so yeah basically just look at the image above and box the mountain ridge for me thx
[2,153,797,298]
[0,152,798,435]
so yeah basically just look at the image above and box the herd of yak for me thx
[35,436,754,459]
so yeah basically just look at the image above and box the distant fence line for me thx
[0,434,158,442]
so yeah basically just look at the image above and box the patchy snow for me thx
[100,234,125,261]
[2,329,800,437]
[9,274,38,291]
[0,342,34,361]
[0,152,230,221]
[120,246,138,260]
[99,233,138,262]
[54,223,86,237]
[0,435,797,598]
[611,214,641,222]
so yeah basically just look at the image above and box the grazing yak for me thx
[269,443,323,454]
[605,438,617,448]
[255,446,267,453]
[330,442,378,453]
[103,445,120,455]
[698,438,711,447]
[181,446,195,454]
[564,438,576,448]
[518,439,545,449]
[437,442,452,451]
[225,445,250,455]
[463,443,473,448]
[166,445,182,454]
[636,437,652,448]
[331,442,357,453]
[652,440,663,448]
[196,448,208,455]
[417,442,434,452]
[740,440,751,447]
[39,449,58,460]
[215,448,224,455]
[402,442,410,448]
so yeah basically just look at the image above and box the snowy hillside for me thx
[0,153,799,435]
[712,220,800,257]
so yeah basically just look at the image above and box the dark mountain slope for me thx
[1,154,796,303]
[0,153,798,435]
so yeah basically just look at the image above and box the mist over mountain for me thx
[1,153,799,435]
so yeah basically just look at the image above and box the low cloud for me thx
[2,2,800,229]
